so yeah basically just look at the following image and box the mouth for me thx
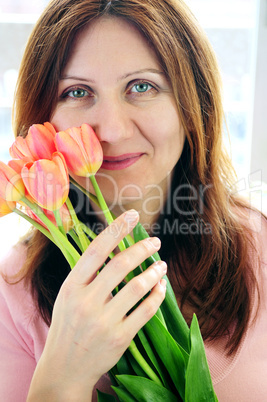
[101,153,144,170]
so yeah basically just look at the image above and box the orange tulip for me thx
[21,152,69,211]
[55,123,103,177]
[0,196,16,217]
[9,122,57,161]
[26,203,73,233]
[8,157,33,173]
[0,161,25,202]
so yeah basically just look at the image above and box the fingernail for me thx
[154,261,167,274]
[147,237,161,248]
[159,278,167,290]
[124,209,139,224]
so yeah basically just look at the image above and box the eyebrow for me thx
[119,68,165,80]
[60,68,165,83]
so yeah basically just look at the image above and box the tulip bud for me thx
[26,203,73,233]
[0,161,25,202]
[8,157,33,174]
[0,196,16,217]
[21,152,69,211]
[55,123,103,177]
[9,122,57,161]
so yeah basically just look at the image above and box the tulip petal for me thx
[0,161,25,202]
[9,136,32,159]
[55,124,103,177]
[8,157,33,174]
[9,122,57,161]
[27,123,57,160]
[56,128,89,176]
[0,196,16,217]
[26,203,72,232]
[21,153,69,211]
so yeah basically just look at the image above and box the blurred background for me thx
[0,0,266,254]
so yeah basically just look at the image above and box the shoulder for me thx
[233,206,267,266]
[0,241,48,360]
[0,241,31,313]
[205,208,267,400]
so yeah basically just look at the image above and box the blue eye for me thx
[131,83,152,93]
[69,88,88,98]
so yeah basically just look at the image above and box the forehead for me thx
[63,16,161,76]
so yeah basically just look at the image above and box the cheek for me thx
[146,113,185,161]
[141,98,184,150]
[51,107,87,131]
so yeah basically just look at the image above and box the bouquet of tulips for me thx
[0,123,217,401]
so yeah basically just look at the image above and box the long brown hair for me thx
[13,0,261,354]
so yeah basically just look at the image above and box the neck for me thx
[90,176,171,234]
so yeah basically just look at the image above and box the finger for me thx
[92,237,162,297]
[123,279,167,338]
[68,209,139,285]
[108,260,167,316]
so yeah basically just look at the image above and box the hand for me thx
[27,210,167,401]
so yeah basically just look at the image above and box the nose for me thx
[89,98,133,144]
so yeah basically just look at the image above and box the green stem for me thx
[79,222,97,241]
[69,177,100,208]
[65,197,89,252]
[21,197,80,268]
[89,175,114,226]
[89,175,126,253]
[128,340,163,386]
[53,209,67,238]
[14,207,76,267]
[69,228,83,252]
[14,208,55,244]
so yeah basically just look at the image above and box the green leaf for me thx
[185,314,218,402]
[137,328,170,388]
[126,349,148,378]
[112,384,138,401]
[133,222,190,352]
[116,353,135,376]
[97,389,117,401]
[144,314,187,399]
[108,367,120,387]
[160,276,190,352]
[116,375,178,402]
[133,222,161,261]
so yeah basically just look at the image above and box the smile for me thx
[101,153,144,170]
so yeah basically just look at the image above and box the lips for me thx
[101,153,143,170]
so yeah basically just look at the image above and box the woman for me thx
[1,0,266,400]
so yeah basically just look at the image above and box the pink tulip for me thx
[55,123,103,177]
[0,161,25,201]
[9,122,57,161]
[21,152,69,211]
[26,203,73,232]
[8,157,33,174]
[0,196,16,217]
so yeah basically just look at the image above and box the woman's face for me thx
[51,17,185,216]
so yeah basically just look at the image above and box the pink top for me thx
[0,213,266,401]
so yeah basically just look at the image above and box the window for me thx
[0,0,265,253]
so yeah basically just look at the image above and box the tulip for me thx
[26,203,73,233]
[0,196,16,217]
[0,161,25,201]
[55,123,103,177]
[9,122,57,161]
[8,157,33,174]
[21,152,69,211]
